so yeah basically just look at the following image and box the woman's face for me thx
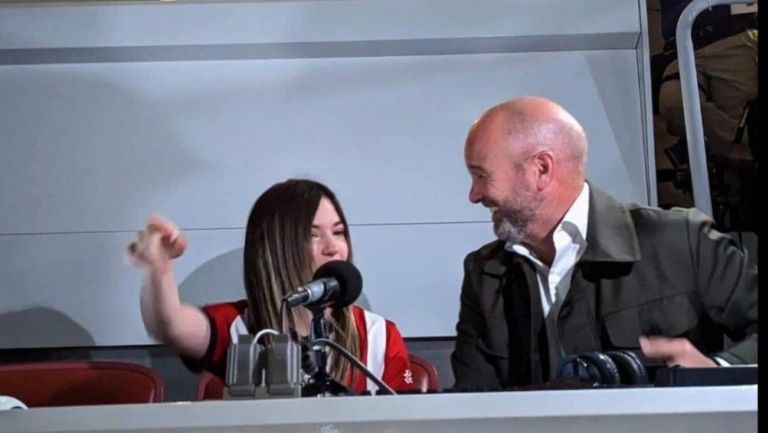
[309,196,349,272]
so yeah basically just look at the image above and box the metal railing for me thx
[675,0,755,218]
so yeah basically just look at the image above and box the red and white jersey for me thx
[197,300,413,394]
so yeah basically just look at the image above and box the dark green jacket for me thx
[452,186,758,388]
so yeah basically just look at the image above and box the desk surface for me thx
[0,385,757,433]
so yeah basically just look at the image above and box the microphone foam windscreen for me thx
[312,260,363,308]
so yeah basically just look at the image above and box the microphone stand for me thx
[301,306,353,397]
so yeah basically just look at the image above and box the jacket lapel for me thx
[480,247,548,385]
[559,185,643,354]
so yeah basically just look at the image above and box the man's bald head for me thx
[467,96,588,177]
[464,96,590,250]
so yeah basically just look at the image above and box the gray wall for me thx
[0,0,655,350]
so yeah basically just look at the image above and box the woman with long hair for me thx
[128,179,412,393]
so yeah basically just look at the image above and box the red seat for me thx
[0,361,165,407]
[195,353,440,399]
[196,370,225,400]
[407,354,440,392]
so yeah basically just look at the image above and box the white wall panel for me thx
[0,0,654,347]
[0,0,638,49]
[0,50,646,234]
[0,223,493,347]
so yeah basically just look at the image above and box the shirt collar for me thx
[505,183,590,261]
[562,182,590,244]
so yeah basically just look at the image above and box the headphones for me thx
[556,350,648,386]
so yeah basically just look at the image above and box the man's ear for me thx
[532,151,554,191]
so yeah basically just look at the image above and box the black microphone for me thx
[283,260,362,309]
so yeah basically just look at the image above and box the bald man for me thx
[452,96,757,388]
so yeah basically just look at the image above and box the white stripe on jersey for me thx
[229,314,249,343]
[363,309,386,393]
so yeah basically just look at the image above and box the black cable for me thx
[311,338,397,395]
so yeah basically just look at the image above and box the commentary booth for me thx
[0,0,756,432]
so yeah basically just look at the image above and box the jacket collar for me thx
[580,183,642,263]
[481,182,641,276]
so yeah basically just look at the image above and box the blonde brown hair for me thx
[242,179,360,385]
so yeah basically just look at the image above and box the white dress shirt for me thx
[505,183,590,317]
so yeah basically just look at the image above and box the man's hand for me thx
[639,335,717,367]
[127,214,188,274]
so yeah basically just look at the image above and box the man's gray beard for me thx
[494,216,525,244]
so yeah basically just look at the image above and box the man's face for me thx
[465,122,539,243]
